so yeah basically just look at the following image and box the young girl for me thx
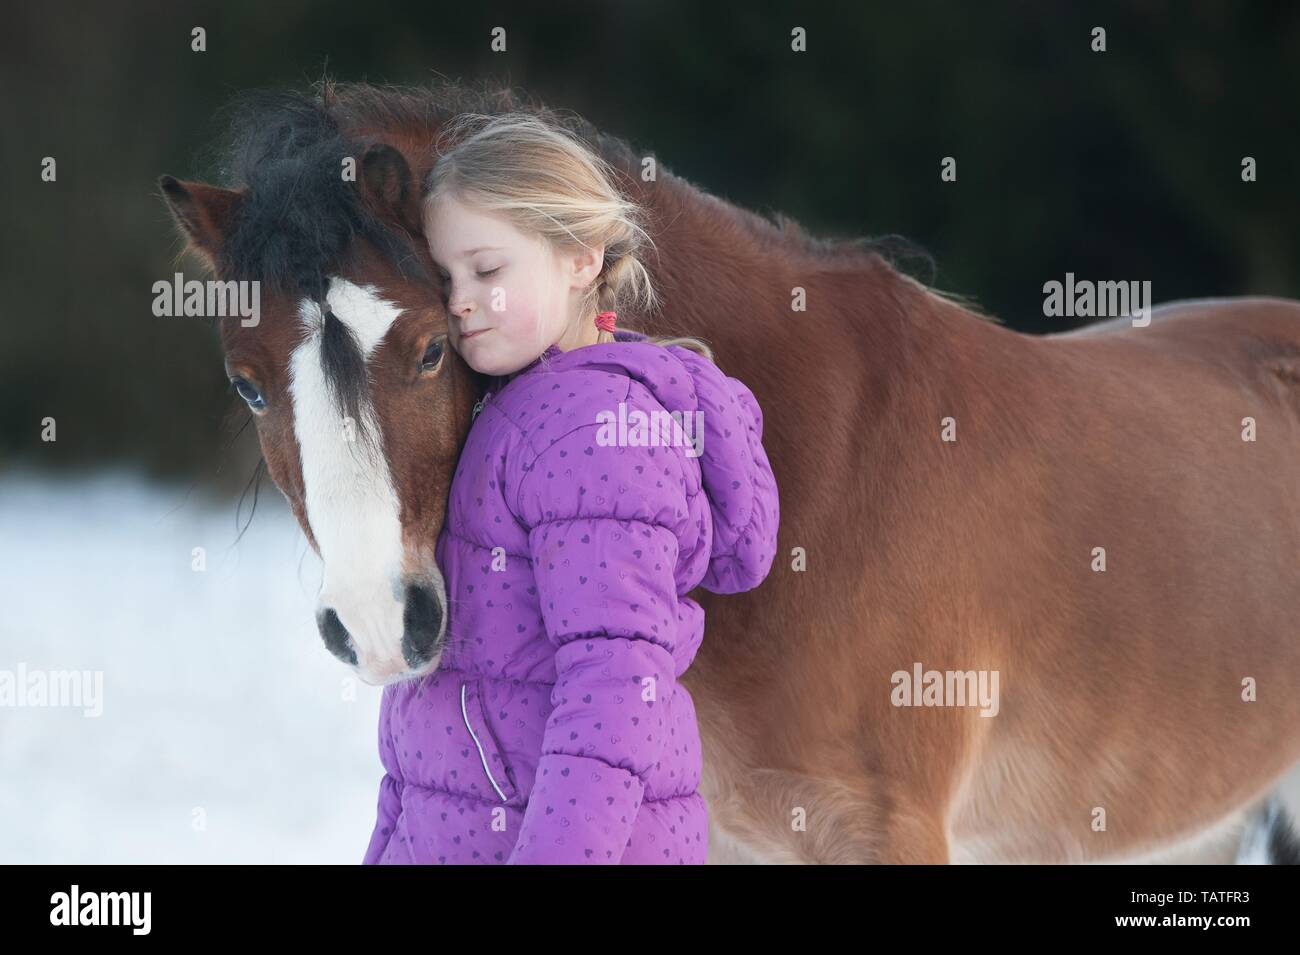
[363,112,779,865]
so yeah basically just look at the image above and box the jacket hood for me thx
[497,330,778,594]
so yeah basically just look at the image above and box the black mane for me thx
[216,88,427,300]
[213,79,644,302]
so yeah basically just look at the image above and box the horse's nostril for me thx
[318,608,358,665]
[401,583,444,669]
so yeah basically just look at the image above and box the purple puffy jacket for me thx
[363,329,779,864]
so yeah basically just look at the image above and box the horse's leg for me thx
[704,765,953,864]
[870,810,951,863]
[706,814,771,864]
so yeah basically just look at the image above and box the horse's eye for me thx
[421,339,445,371]
[231,377,266,411]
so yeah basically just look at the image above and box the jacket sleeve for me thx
[671,349,780,595]
[506,421,688,864]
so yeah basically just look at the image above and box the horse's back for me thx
[1058,295,1300,357]
[947,295,1300,861]
[1048,296,1300,418]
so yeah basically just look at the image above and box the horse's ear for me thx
[360,143,422,235]
[158,176,241,269]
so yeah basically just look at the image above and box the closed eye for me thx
[476,267,500,278]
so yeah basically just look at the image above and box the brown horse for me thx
[161,81,1300,862]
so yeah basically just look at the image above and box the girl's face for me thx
[425,194,602,376]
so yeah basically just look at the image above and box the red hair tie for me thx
[595,311,617,333]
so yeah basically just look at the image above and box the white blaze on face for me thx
[289,278,408,681]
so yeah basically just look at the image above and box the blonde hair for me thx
[424,111,714,362]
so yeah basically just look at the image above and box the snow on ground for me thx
[0,468,384,863]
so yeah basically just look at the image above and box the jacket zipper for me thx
[460,681,509,802]
[471,390,493,422]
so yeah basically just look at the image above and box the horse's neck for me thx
[625,172,936,382]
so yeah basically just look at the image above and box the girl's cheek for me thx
[503,293,539,332]
[522,309,547,341]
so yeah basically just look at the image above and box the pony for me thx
[161,80,1300,862]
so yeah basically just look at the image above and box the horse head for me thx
[160,96,476,686]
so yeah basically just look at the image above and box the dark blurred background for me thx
[3,0,1297,490]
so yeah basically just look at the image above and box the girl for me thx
[363,112,779,864]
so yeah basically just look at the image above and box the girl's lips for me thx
[460,328,490,341]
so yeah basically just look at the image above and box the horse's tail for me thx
[1236,793,1300,864]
